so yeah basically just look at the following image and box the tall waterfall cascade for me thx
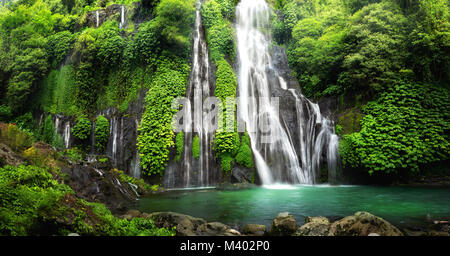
[53,115,71,149]
[236,0,339,185]
[164,1,217,188]
[119,5,125,29]
[95,10,99,28]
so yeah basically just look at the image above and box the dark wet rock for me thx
[0,143,24,166]
[328,211,403,236]
[86,9,107,27]
[123,209,142,220]
[242,224,267,236]
[231,166,253,183]
[295,217,330,236]
[197,222,241,236]
[60,164,138,213]
[148,212,241,236]
[148,212,207,236]
[270,212,298,236]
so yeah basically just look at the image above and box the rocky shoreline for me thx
[120,210,450,236]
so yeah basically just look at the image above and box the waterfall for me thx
[130,118,141,179]
[63,121,71,149]
[119,5,125,29]
[96,10,99,28]
[169,1,216,188]
[235,0,339,184]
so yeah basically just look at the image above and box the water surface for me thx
[136,185,450,228]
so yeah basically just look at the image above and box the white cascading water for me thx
[63,121,71,149]
[130,118,141,179]
[96,10,99,28]
[236,0,339,184]
[173,0,215,188]
[119,5,125,29]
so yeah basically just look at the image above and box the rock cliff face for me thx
[86,4,130,28]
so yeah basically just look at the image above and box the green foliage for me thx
[126,19,161,66]
[340,81,450,174]
[96,22,125,68]
[60,147,83,162]
[0,165,72,235]
[38,65,78,116]
[0,164,174,236]
[202,0,235,61]
[137,59,189,177]
[86,201,174,236]
[0,123,34,151]
[174,131,184,162]
[154,0,195,57]
[220,153,233,173]
[0,105,12,122]
[235,133,254,169]
[72,116,91,141]
[46,31,75,69]
[112,168,157,192]
[192,135,200,159]
[338,1,408,93]
[13,112,34,131]
[407,0,449,83]
[42,115,55,144]
[94,115,109,152]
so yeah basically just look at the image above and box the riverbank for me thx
[120,210,450,236]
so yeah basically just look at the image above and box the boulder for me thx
[270,213,298,236]
[148,212,207,236]
[123,209,142,220]
[231,166,252,183]
[0,143,24,166]
[197,222,241,236]
[295,217,330,236]
[242,224,267,236]
[328,212,403,236]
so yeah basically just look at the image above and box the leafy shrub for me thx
[41,115,59,147]
[235,133,254,169]
[174,131,184,162]
[0,164,174,236]
[72,116,91,141]
[0,123,34,151]
[94,115,109,152]
[192,135,200,159]
[0,165,72,235]
[201,1,235,61]
[137,60,189,177]
[46,31,75,69]
[340,81,450,175]
[220,153,233,173]
[13,112,34,131]
[0,105,12,122]
[61,147,83,162]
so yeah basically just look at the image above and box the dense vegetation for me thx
[270,0,449,178]
[0,122,174,236]
[0,0,448,211]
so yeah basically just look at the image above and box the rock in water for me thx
[123,209,142,220]
[148,212,206,236]
[270,213,298,236]
[148,212,241,236]
[328,212,403,236]
[296,217,331,236]
[242,224,267,236]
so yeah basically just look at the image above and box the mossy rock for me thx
[338,108,363,135]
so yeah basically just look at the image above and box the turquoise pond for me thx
[135,185,450,228]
